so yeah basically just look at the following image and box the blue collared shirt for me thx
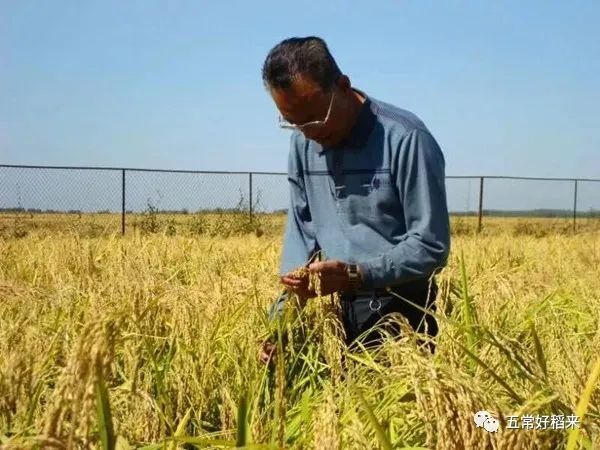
[279,90,451,289]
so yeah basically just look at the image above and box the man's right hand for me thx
[259,340,276,365]
[280,271,316,299]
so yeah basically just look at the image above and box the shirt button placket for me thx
[334,152,345,213]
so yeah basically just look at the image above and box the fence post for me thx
[573,179,578,233]
[248,172,253,220]
[477,176,484,233]
[121,169,126,235]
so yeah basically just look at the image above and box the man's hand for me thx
[258,339,276,365]
[280,271,317,299]
[307,260,361,296]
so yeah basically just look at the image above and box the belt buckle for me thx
[368,291,382,312]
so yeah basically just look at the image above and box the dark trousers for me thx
[268,278,439,351]
[340,279,439,351]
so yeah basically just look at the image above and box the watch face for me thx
[347,264,358,278]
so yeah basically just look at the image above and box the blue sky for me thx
[1,1,599,212]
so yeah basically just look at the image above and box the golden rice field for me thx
[1,213,599,449]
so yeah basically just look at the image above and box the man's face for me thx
[270,76,344,148]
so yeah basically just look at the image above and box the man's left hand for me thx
[307,260,360,296]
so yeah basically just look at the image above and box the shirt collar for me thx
[314,88,377,153]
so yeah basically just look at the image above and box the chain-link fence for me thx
[1,164,599,235]
[445,176,600,233]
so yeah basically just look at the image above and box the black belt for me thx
[341,279,432,302]
[340,279,434,313]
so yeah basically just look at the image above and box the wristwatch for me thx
[346,263,362,291]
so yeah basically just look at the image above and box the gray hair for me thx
[262,36,342,91]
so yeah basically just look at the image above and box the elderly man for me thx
[260,36,450,362]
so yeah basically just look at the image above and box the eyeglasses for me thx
[278,90,336,132]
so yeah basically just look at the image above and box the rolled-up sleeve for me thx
[358,128,451,288]
[279,134,319,276]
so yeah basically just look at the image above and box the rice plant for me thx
[0,218,598,448]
